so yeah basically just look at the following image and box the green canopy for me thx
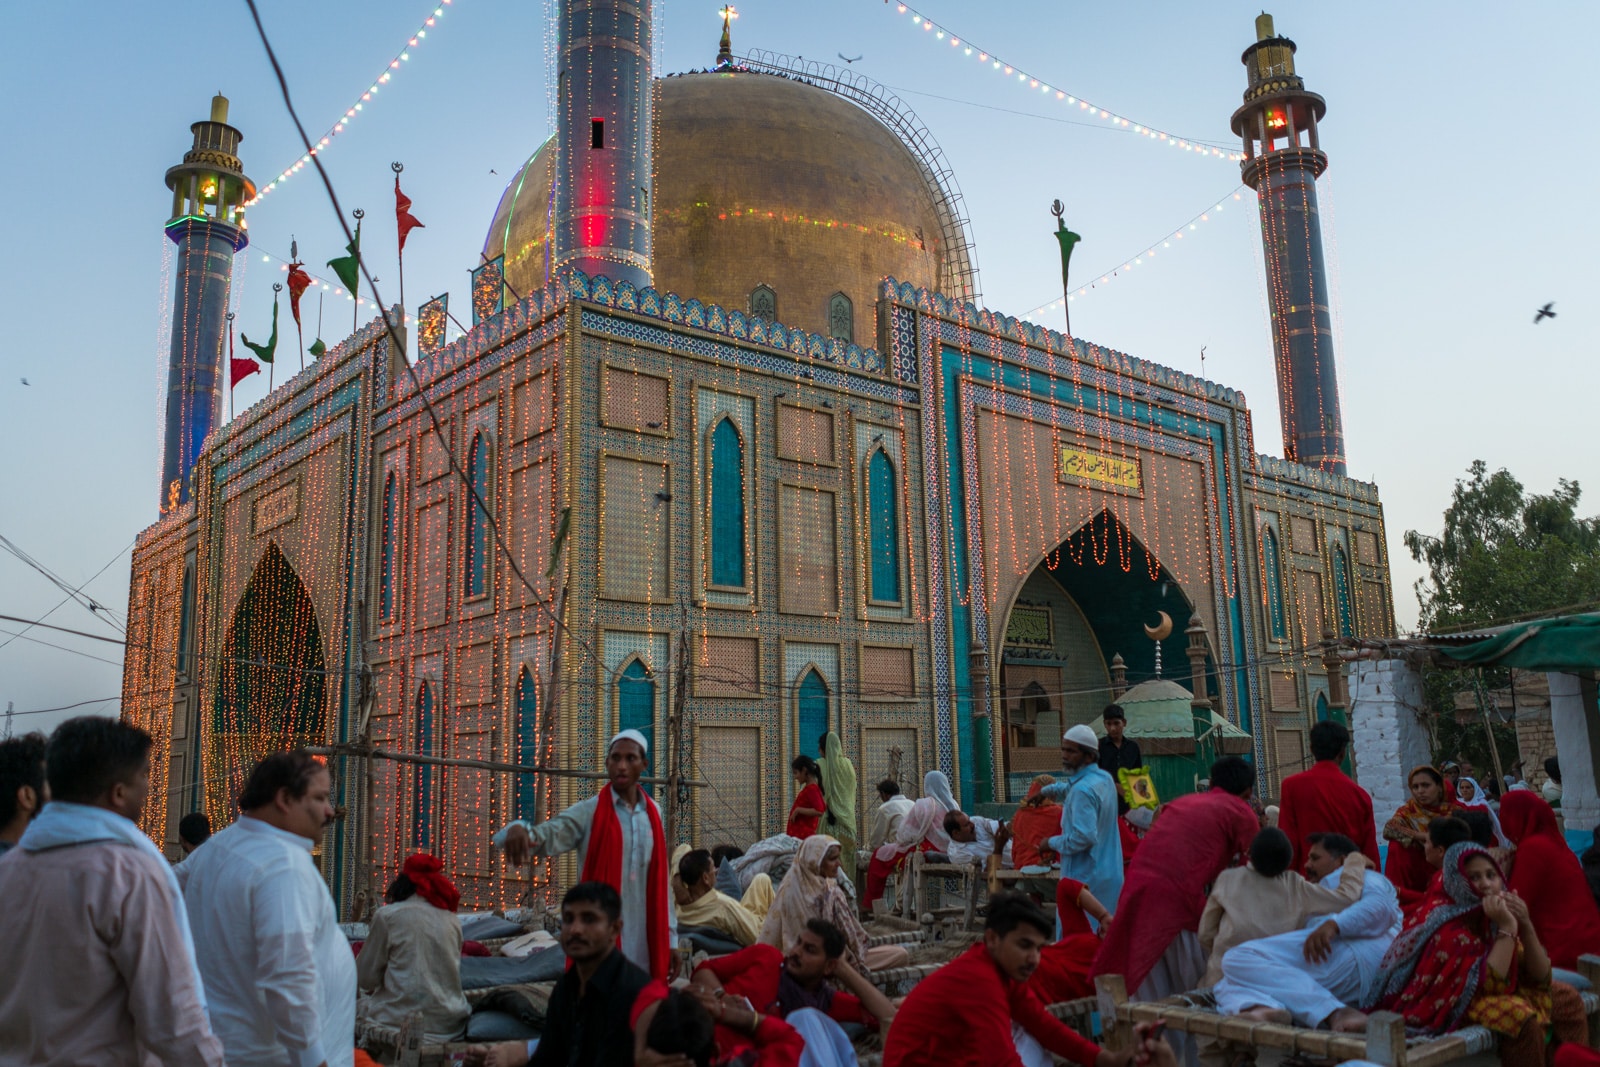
[1436,612,1600,672]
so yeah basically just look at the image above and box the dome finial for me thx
[717,5,738,68]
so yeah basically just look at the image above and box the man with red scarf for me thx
[493,730,675,979]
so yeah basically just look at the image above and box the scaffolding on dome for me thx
[739,48,982,305]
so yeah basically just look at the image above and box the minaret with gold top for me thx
[1232,14,1347,476]
[159,95,254,513]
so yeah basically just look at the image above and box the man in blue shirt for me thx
[1041,724,1123,928]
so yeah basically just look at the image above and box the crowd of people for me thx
[2,709,1599,1067]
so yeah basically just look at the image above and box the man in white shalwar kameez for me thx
[492,730,676,977]
[1213,832,1401,1031]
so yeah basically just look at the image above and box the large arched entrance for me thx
[996,511,1206,797]
[212,542,328,817]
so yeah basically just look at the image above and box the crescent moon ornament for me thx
[1143,611,1173,641]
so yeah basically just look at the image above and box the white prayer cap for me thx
[608,729,650,756]
[1063,724,1100,753]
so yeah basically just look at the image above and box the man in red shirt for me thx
[690,919,895,1038]
[1092,756,1260,997]
[1277,721,1380,872]
[884,892,1139,1067]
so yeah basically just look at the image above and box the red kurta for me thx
[786,783,826,840]
[1090,788,1258,992]
[1278,760,1381,873]
[1500,791,1600,970]
[1029,879,1099,1005]
[883,943,1102,1067]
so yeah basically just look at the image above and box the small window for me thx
[465,433,492,600]
[797,669,829,758]
[591,119,605,149]
[380,472,398,621]
[709,418,746,587]
[750,284,777,322]
[1261,525,1287,641]
[413,683,435,850]
[827,292,853,342]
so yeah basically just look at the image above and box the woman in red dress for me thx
[1382,765,1458,894]
[786,756,827,840]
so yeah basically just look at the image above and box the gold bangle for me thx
[748,1012,763,1036]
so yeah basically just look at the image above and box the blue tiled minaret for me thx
[1233,15,1347,475]
[159,95,254,513]
[551,0,654,289]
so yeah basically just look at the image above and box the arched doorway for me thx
[213,542,328,818]
[996,510,1203,798]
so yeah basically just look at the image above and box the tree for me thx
[1404,460,1600,633]
[1403,461,1600,774]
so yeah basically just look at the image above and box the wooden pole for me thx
[666,626,690,844]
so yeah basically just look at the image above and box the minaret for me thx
[159,95,254,513]
[551,0,653,289]
[1232,14,1347,475]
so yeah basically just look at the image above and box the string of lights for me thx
[243,0,460,208]
[885,2,1243,163]
[1021,187,1247,322]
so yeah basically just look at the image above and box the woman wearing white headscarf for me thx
[862,797,950,911]
[1456,775,1511,847]
[760,835,910,972]
[923,770,958,813]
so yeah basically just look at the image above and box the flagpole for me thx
[226,312,236,422]
[351,208,364,336]
[392,163,407,330]
[269,282,281,391]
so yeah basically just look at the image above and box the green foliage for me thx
[1404,460,1600,633]
[1404,461,1600,771]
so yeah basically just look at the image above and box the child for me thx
[1197,827,1366,987]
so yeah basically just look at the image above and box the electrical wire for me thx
[0,533,133,649]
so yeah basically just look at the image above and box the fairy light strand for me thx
[244,0,459,208]
[888,3,1243,163]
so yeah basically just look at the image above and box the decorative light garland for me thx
[888,3,1243,164]
[244,0,458,208]
[1022,188,1246,322]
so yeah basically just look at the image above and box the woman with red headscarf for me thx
[1499,791,1600,970]
[357,853,470,1044]
[1382,766,1460,894]
[1360,842,1588,1067]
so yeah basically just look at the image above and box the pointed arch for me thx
[796,667,830,758]
[1331,544,1354,637]
[380,470,399,621]
[176,559,196,675]
[214,542,327,812]
[827,291,853,341]
[709,416,746,588]
[413,682,435,849]
[1261,525,1287,641]
[616,657,656,753]
[515,666,540,820]
[867,448,902,603]
[465,430,493,599]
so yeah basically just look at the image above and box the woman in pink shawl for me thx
[862,797,949,911]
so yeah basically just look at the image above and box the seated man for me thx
[691,918,896,1045]
[1197,827,1368,988]
[466,881,651,1067]
[943,810,1014,868]
[869,780,914,851]
[633,987,808,1067]
[676,847,762,950]
[1213,833,1402,1032]
[884,892,1131,1067]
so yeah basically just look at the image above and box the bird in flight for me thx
[19,378,29,386]
[1533,302,1557,324]
[838,52,863,64]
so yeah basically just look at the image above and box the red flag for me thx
[395,174,424,255]
[286,261,313,326]
[231,357,261,384]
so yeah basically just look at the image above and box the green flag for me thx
[309,337,327,359]
[326,221,361,294]
[240,296,278,365]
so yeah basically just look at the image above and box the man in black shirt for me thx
[467,881,651,1067]
[1097,705,1142,809]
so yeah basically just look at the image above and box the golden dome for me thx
[484,70,972,342]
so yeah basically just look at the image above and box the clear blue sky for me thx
[3,2,1595,734]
